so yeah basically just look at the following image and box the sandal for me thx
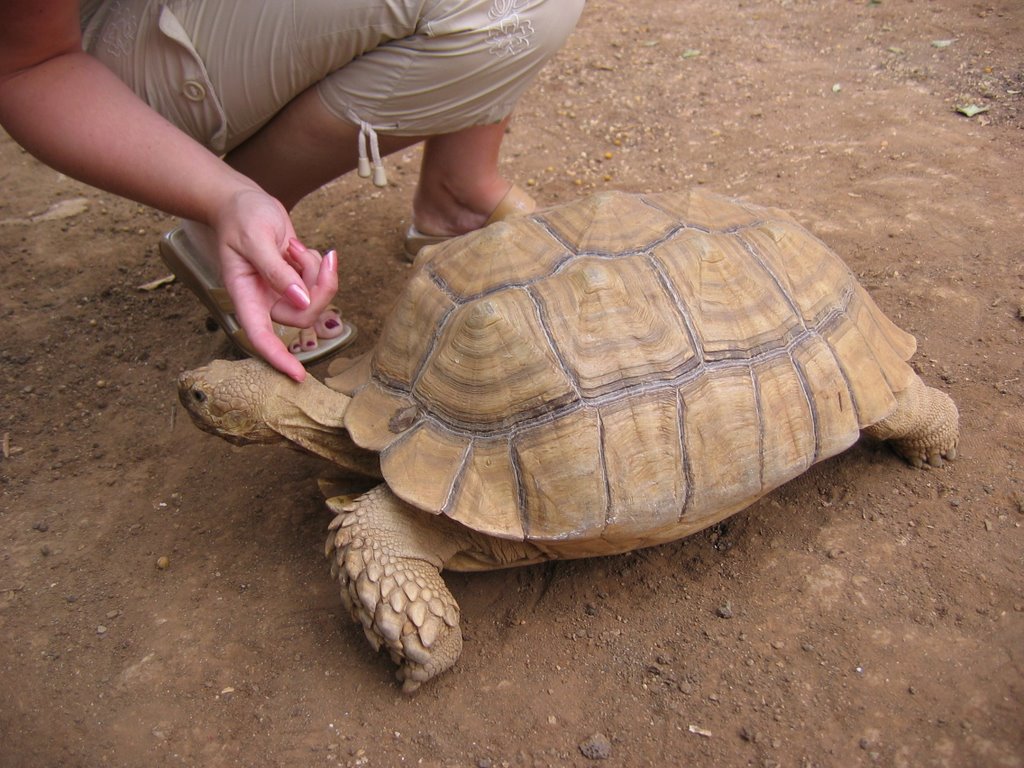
[402,184,537,262]
[158,226,357,364]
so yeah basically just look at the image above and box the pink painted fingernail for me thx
[284,283,311,308]
[323,249,336,271]
[288,237,306,253]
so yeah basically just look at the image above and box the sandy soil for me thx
[1,1,1022,766]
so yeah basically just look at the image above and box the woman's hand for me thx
[211,188,339,381]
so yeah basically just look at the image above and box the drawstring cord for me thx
[357,121,388,188]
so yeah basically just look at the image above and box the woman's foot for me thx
[278,304,345,353]
[403,183,537,260]
[408,119,521,237]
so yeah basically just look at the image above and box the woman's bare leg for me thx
[411,117,514,237]
[225,87,515,235]
[223,86,418,210]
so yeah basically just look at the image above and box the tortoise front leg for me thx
[325,485,469,692]
[864,375,959,467]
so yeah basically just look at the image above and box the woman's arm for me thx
[0,4,249,223]
[0,1,336,380]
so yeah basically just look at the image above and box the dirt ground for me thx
[1,1,1022,766]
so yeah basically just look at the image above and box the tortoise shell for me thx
[331,190,916,555]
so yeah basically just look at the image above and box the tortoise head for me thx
[178,358,287,446]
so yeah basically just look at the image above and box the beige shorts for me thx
[81,0,584,155]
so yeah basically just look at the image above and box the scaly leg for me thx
[325,485,472,692]
[864,376,959,467]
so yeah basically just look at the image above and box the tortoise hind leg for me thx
[864,376,959,467]
[325,485,468,692]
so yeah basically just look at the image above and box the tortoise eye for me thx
[191,388,207,404]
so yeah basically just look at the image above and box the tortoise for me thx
[178,190,959,691]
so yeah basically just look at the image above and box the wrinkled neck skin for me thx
[263,375,357,467]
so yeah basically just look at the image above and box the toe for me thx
[298,327,318,351]
[314,306,346,340]
[277,324,320,355]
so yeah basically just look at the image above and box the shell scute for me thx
[536,191,678,253]
[653,229,804,361]
[380,422,465,513]
[600,390,686,542]
[740,220,854,326]
[427,218,569,297]
[373,270,454,389]
[790,334,862,461]
[752,357,816,489]
[532,255,698,398]
[346,380,417,452]
[678,367,763,529]
[514,407,605,541]
[822,291,903,427]
[447,438,523,539]
[414,287,574,429]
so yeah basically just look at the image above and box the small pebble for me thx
[716,602,734,619]
[156,556,170,570]
[40,545,51,557]
[33,521,48,532]
[1013,492,1024,515]
[579,733,612,761]
[97,625,107,635]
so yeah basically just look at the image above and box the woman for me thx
[0,0,584,380]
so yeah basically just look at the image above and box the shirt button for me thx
[182,80,206,102]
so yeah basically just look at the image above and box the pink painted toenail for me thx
[305,340,317,349]
[324,318,340,330]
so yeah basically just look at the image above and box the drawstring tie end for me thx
[357,121,388,187]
